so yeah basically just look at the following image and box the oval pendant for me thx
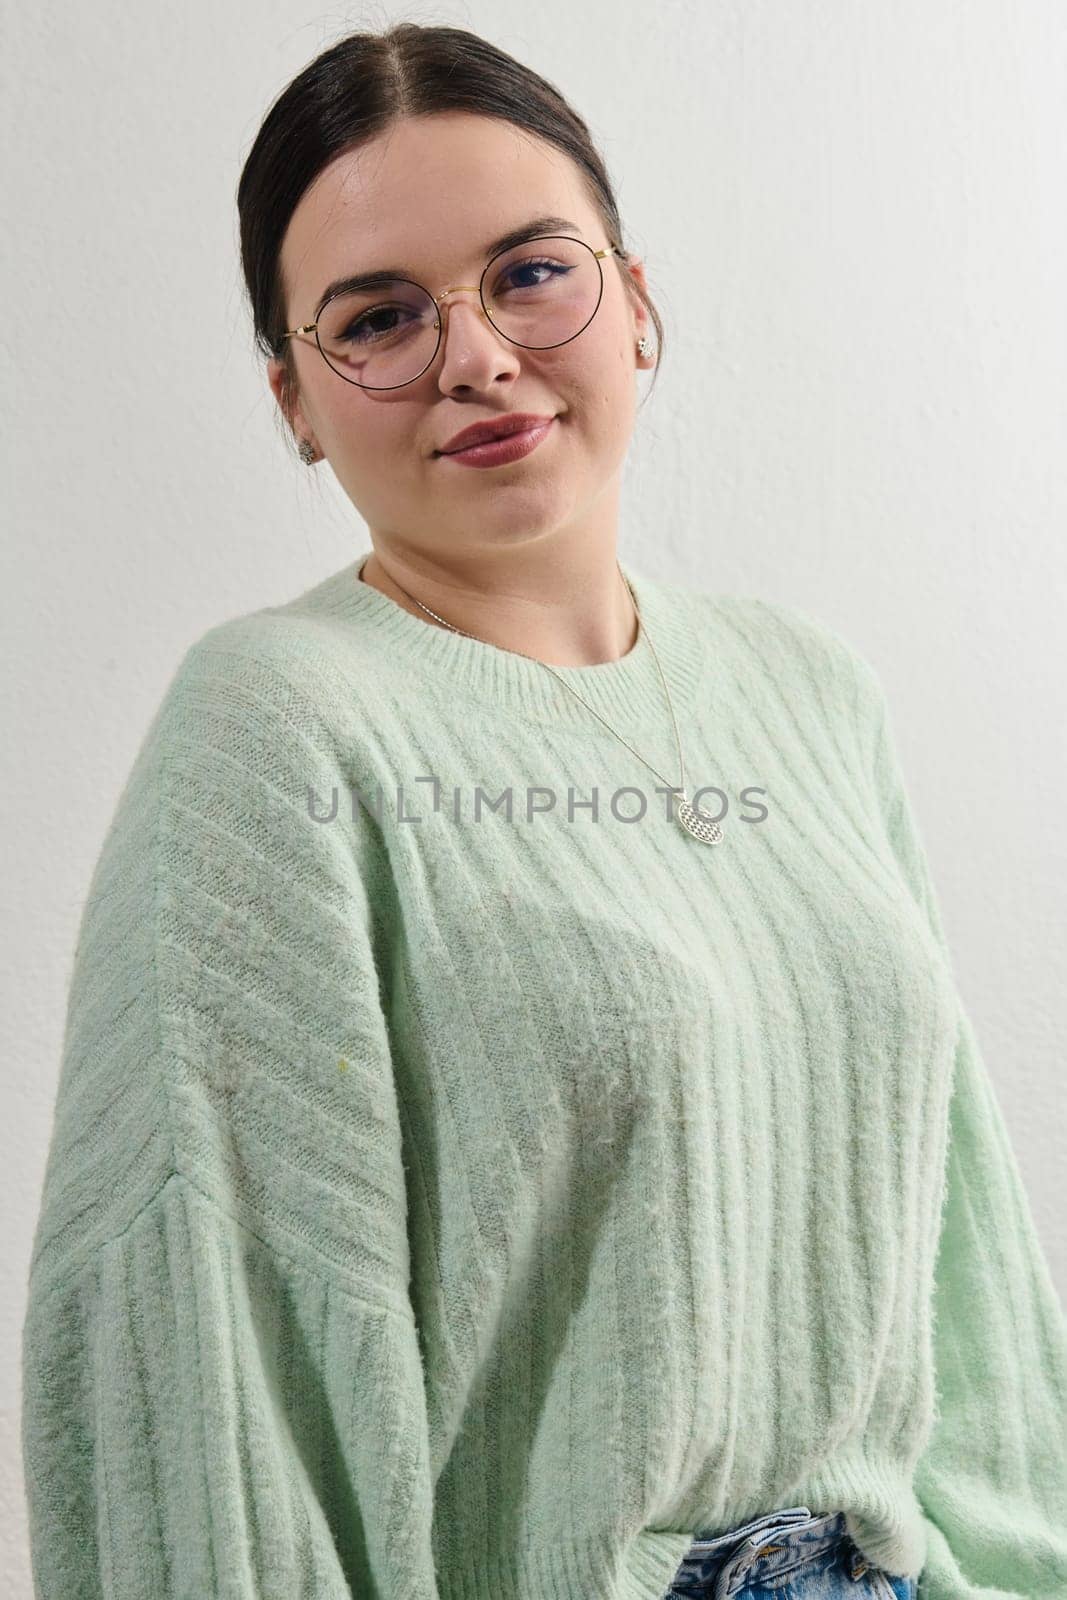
[675,795,724,845]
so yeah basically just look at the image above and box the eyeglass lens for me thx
[313,236,604,390]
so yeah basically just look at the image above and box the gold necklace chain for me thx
[369,557,724,845]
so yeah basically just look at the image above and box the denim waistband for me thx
[666,1505,868,1598]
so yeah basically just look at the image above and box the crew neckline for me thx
[277,550,710,732]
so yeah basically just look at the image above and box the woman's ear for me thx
[622,254,654,355]
[267,357,316,452]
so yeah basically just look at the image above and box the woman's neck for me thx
[357,548,641,669]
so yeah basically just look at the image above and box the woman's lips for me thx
[436,417,556,468]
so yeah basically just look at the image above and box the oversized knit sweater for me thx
[21,553,1067,1600]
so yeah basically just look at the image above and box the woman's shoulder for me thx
[154,586,382,766]
[172,585,359,690]
[685,582,887,717]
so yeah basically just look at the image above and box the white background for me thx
[4,2,1066,1585]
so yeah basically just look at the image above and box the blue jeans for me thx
[661,1505,918,1599]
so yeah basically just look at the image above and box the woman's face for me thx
[267,111,653,564]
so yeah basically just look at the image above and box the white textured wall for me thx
[5,1,1066,1584]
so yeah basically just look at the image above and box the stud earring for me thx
[298,438,317,465]
[636,335,655,361]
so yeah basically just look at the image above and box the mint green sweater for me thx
[21,555,1067,1600]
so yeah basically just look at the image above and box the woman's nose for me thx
[437,289,492,341]
[435,292,520,376]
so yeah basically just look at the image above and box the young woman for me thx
[21,23,1067,1600]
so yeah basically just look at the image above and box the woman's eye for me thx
[343,308,407,344]
[498,258,569,293]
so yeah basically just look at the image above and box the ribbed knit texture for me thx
[21,553,1067,1600]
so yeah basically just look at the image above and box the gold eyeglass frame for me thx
[278,235,623,391]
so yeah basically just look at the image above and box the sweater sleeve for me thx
[21,626,438,1599]
[853,652,1067,1600]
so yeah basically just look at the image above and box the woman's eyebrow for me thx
[314,214,582,308]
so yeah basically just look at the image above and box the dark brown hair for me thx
[236,22,665,454]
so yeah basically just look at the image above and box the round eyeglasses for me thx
[278,234,623,392]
